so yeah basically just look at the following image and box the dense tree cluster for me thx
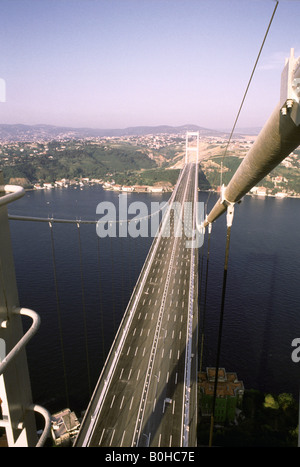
[198,390,299,447]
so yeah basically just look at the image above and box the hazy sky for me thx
[1,0,300,130]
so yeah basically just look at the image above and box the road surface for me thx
[75,163,198,447]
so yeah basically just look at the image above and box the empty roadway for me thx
[75,163,198,447]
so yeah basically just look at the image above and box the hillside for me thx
[1,126,299,196]
[0,123,229,143]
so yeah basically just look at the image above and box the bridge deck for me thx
[75,163,198,447]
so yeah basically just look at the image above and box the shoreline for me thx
[23,183,300,199]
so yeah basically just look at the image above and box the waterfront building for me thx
[199,368,244,423]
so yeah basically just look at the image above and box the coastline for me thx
[25,183,300,199]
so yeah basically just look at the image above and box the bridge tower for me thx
[185,131,199,165]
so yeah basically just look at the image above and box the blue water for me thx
[7,186,300,415]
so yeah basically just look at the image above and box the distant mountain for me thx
[222,126,261,136]
[0,123,230,142]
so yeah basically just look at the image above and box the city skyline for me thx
[1,0,300,131]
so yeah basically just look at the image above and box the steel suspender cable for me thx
[204,0,279,214]
[77,222,92,398]
[199,227,212,374]
[110,236,117,333]
[128,233,132,291]
[97,236,106,366]
[119,233,126,312]
[206,2,279,445]
[198,246,204,371]
[49,222,70,407]
[208,206,234,447]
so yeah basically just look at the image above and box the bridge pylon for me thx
[185,131,199,165]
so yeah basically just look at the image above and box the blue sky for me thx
[1,0,300,130]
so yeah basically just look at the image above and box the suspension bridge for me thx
[74,150,200,447]
[1,6,300,447]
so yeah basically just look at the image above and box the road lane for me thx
[75,163,198,447]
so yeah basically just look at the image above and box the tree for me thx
[278,393,295,411]
[264,394,279,409]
